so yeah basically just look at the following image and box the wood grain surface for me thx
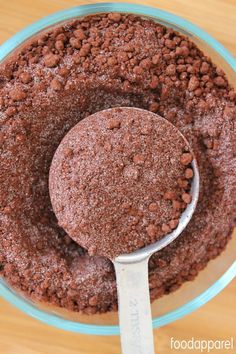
[0,1,235,353]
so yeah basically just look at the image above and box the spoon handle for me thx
[114,258,155,354]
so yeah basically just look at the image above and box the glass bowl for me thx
[0,2,235,336]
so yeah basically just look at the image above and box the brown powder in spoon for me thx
[49,107,193,259]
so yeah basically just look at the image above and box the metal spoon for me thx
[113,157,199,354]
[49,107,200,354]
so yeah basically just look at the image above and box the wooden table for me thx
[0,1,235,353]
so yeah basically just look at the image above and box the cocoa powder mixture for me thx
[0,13,235,314]
[49,107,193,259]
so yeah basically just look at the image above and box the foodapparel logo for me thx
[170,337,234,352]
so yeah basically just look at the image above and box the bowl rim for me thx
[0,2,236,70]
[0,2,236,335]
[0,263,235,335]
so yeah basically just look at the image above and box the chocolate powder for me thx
[0,13,235,314]
[49,107,193,259]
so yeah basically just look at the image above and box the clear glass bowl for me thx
[0,2,235,336]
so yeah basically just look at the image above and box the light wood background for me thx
[0,1,235,353]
